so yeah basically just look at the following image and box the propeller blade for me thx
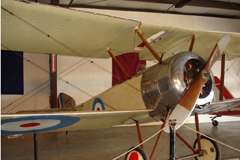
[164,35,230,133]
[204,35,230,72]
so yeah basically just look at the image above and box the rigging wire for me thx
[173,37,192,54]
[112,124,166,160]
[181,122,240,153]
[1,6,141,61]
[141,31,193,60]
[1,28,142,112]
[5,85,49,114]
[1,47,116,112]
[2,2,239,112]
[140,31,174,58]
[196,36,212,53]
[113,121,240,160]
[1,5,147,112]
[1,4,143,112]
[228,0,240,12]
[195,37,240,97]
[1,47,143,112]
[222,55,240,91]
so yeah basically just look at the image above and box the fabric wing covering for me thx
[2,0,240,61]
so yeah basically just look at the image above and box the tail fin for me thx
[58,92,76,109]
[214,76,234,101]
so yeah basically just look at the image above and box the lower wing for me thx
[196,98,240,115]
[1,110,152,135]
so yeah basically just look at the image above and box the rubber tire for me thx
[193,135,221,160]
[212,120,218,127]
[125,146,149,160]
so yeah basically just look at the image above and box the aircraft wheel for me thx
[193,135,221,160]
[212,120,218,127]
[125,146,149,160]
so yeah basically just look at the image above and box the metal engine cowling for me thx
[141,52,215,117]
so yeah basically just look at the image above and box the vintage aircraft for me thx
[197,76,240,126]
[2,0,240,159]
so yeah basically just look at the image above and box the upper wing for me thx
[2,0,240,61]
[1,110,152,135]
[1,0,140,58]
[196,98,240,114]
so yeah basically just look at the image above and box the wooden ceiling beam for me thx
[51,0,59,5]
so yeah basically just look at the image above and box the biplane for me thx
[1,0,240,159]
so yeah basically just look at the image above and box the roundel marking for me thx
[1,115,80,134]
[92,98,105,111]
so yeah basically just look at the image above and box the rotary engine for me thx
[141,52,215,117]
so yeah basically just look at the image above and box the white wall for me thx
[1,9,240,114]
[57,56,112,104]
[1,53,50,113]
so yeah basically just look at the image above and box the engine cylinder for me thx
[141,52,215,117]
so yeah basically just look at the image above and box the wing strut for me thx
[107,48,130,79]
[189,35,196,52]
[135,27,163,63]
[219,54,225,101]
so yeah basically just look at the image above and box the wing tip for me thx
[218,35,230,54]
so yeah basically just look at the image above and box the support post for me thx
[34,133,38,160]
[135,28,162,63]
[50,54,57,108]
[176,132,196,153]
[195,113,202,154]
[150,108,171,160]
[219,54,225,101]
[169,119,177,160]
[107,49,130,79]
[51,0,59,5]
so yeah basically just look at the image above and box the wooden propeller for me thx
[164,35,230,132]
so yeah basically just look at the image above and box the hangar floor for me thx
[1,121,240,160]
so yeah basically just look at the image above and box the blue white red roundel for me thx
[1,115,80,135]
[92,98,105,111]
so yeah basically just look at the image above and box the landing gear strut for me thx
[126,112,221,160]
[211,114,221,127]
[193,135,221,160]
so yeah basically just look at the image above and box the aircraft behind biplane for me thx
[1,0,240,159]
[198,76,240,127]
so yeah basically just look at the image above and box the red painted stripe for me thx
[209,110,240,116]
[20,123,41,128]
[234,105,240,109]
[209,106,220,111]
